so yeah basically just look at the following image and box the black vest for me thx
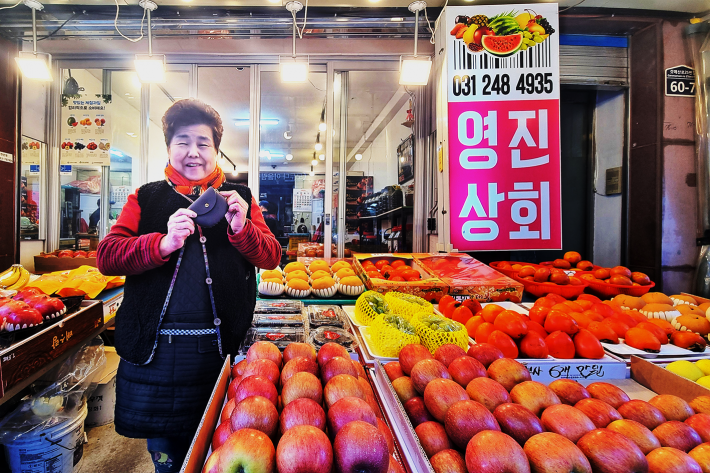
[114,180,256,365]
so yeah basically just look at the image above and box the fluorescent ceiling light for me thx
[270,153,284,158]
[391,17,404,22]
[134,54,166,83]
[400,57,432,86]
[15,52,52,81]
[286,154,293,161]
[259,150,271,159]
[234,118,279,126]
[336,18,349,22]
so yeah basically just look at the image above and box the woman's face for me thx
[168,124,218,181]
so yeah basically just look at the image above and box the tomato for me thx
[519,331,549,359]
[401,269,421,280]
[461,299,482,315]
[389,276,405,282]
[487,330,519,358]
[573,329,605,359]
[543,311,580,335]
[475,322,495,344]
[405,276,421,282]
[438,295,457,315]
[493,311,529,339]
[624,327,661,353]
[465,315,485,338]
[391,260,406,269]
[375,260,389,270]
[451,305,473,325]
[367,270,384,279]
[479,304,505,323]
[545,331,576,359]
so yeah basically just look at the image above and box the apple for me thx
[203,449,220,473]
[221,398,237,424]
[246,341,282,368]
[399,344,434,375]
[359,376,375,398]
[317,342,350,369]
[423,378,470,423]
[487,358,532,392]
[415,421,453,458]
[279,397,326,434]
[384,361,405,381]
[365,392,384,419]
[466,377,511,412]
[447,356,486,387]
[280,356,320,385]
[212,421,232,451]
[445,399,500,450]
[215,428,275,473]
[227,376,242,401]
[333,421,389,473]
[647,447,703,473]
[524,432,592,473]
[392,376,417,404]
[242,359,280,387]
[322,356,359,384]
[327,396,378,437]
[493,403,544,446]
[650,395,695,422]
[231,359,247,379]
[434,344,467,367]
[606,419,661,455]
[577,429,648,473]
[575,398,623,428]
[618,400,667,430]
[377,418,395,455]
[540,404,595,443]
[510,381,561,416]
[353,359,367,379]
[276,425,333,473]
[429,449,467,473]
[691,396,710,415]
[411,359,451,394]
[549,379,591,405]
[689,443,710,473]
[403,396,435,426]
[387,456,405,473]
[587,382,631,409]
[653,421,702,452]
[687,414,710,442]
[467,343,504,368]
[466,431,531,473]
[281,371,323,406]
[283,342,317,364]
[324,374,365,408]
[230,395,279,438]
[234,375,278,406]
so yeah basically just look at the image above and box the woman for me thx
[97,99,281,472]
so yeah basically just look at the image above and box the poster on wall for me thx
[21,136,41,165]
[446,4,562,251]
[397,135,415,184]
[60,95,111,166]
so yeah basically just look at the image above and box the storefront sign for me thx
[60,95,111,165]
[60,165,72,175]
[665,65,695,97]
[447,4,562,251]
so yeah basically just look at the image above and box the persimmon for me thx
[631,272,651,285]
[375,260,389,270]
[578,294,602,304]
[570,312,594,329]
[461,299,482,315]
[487,330,519,359]
[465,316,485,338]
[553,259,572,269]
[544,311,580,336]
[534,268,551,283]
[529,305,550,326]
[624,328,661,353]
[391,260,406,269]
[526,320,548,338]
[438,295,456,314]
[574,329,605,359]
[493,311,529,339]
[479,304,505,323]
[576,260,594,271]
[575,300,594,311]
[635,322,669,345]
[600,318,630,338]
[475,322,496,344]
[519,332,549,359]
[670,331,707,352]
[451,305,474,325]
[545,331,576,359]
[593,268,610,280]
[587,321,619,344]
[518,266,536,278]
[564,251,582,265]
[645,318,676,338]
[609,266,632,279]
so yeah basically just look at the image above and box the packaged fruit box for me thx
[34,250,97,272]
[416,254,523,303]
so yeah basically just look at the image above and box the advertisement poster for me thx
[21,136,41,165]
[447,4,562,251]
[60,95,111,166]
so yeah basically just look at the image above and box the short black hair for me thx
[162,99,223,150]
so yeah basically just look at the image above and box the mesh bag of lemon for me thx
[384,292,434,321]
[411,312,468,353]
[368,313,421,358]
[354,291,390,326]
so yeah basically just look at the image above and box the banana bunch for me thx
[0,264,31,290]
[488,11,521,36]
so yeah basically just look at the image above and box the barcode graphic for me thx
[453,39,552,70]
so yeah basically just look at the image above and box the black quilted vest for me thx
[114,180,256,365]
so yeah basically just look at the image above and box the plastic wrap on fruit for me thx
[0,300,43,331]
[419,314,460,332]
[364,292,389,314]
[383,314,417,335]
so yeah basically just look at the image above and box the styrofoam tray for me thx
[602,340,704,358]
[341,304,366,327]
[357,326,399,362]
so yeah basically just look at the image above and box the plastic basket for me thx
[411,312,468,354]
[384,292,434,321]
[582,278,656,298]
[368,314,421,358]
[354,291,390,326]
[512,274,588,299]
[489,261,540,278]
[540,261,604,272]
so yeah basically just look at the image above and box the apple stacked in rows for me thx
[386,344,710,473]
[204,341,403,473]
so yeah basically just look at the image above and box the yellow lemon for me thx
[698,376,710,389]
[697,359,710,376]
[667,360,705,381]
[462,24,477,44]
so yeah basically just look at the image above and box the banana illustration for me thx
[7,267,30,290]
[0,265,22,288]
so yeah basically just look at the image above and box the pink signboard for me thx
[446,4,562,251]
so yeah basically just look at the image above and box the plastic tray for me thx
[602,339,701,359]
[253,300,304,314]
[581,278,655,298]
[489,261,540,278]
[308,305,346,328]
[357,326,399,362]
[539,261,604,272]
[512,273,588,299]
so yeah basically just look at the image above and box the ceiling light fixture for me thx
[231,166,238,176]
[399,1,432,86]
[315,143,322,151]
[391,17,404,22]
[15,1,52,81]
[284,126,293,140]
[286,153,293,161]
[309,166,315,177]
[134,1,166,83]
[355,153,363,161]
[281,1,308,83]
[319,108,327,132]
[319,154,325,161]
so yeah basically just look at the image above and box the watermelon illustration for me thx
[481,33,523,57]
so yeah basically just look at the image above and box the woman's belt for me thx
[158,328,217,336]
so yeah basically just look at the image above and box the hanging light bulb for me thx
[219,157,226,166]
[355,154,363,161]
[315,142,322,151]
[15,1,52,82]
[319,122,327,132]
[399,1,432,86]
[309,166,315,176]
[312,159,318,166]
[281,2,308,83]
[231,166,238,176]
[286,153,293,161]
[134,1,167,84]
[319,154,325,161]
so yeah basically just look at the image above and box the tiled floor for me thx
[78,423,154,473]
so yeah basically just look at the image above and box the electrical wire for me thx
[559,0,587,13]
[0,1,22,11]
[37,13,79,41]
[114,0,147,43]
[424,0,449,44]
[292,0,309,40]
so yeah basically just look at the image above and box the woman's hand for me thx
[159,208,196,257]
[222,191,249,234]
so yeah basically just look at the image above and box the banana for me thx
[0,265,22,288]
[7,267,30,290]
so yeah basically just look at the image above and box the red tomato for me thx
[401,269,421,280]
[391,260,406,269]
[389,276,405,281]
[375,260,389,270]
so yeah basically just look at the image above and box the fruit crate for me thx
[34,252,97,273]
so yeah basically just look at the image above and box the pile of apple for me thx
[385,342,710,473]
[580,265,653,287]
[204,341,404,473]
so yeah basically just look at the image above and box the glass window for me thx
[20,136,43,240]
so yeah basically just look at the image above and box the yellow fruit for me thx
[528,23,546,35]
[515,12,534,30]
[698,376,710,389]
[667,360,705,381]
[462,24,478,44]
[697,359,710,376]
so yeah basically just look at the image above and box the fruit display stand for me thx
[98,286,123,324]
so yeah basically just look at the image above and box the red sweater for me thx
[97,189,282,276]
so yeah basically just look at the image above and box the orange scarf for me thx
[165,164,225,195]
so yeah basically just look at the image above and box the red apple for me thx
[365,392,383,419]
[549,379,591,405]
[650,394,695,422]
[324,373,364,408]
[215,428,275,473]
[587,382,631,409]
[242,359,280,387]
[487,358,532,392]
[575,398,622,428]
[429,449,467,473]
[322,356,359,384]
[234,375,278,406]
[411,359,451,394]
[647,447,703,473]
[618,399,667,430]
[283,342,317,364]
[466,377,511,412]
[359,376,375,398]
[691,397,710,415]
[317,342,350,369]
[540,404,596,443]
[353,359,367,378]
[392,376,417,404]
[466,431,530,473]
[434,344,467,367]
[203,450,219,473]
[333,421,389,473]
[403,396,435,426]
[279,397,326,434]
[445,399,500,450]
[524,432,592,473]
[387,456,405,473]
[577,429,648,473]
[653,421,702,452]
[467,343,504,368]
[423,378,470,423]
[327,396,378,437]
[230,395,278,438]
[384,361,405,381]
[377,418,395,455]
[231,359,247,379]
[281,371,323,406]
[415,421,453,458]
[276,425,333,473]
[280,356,320,385]
[246,341,282,368]
[493,403,544,446]
[689,443,710,473]
[227,376,242,401]
[221,398,237,424]
[510,381,561,416]
[687,414,710,443]
[607,419,662,455]
[399,344,434,375]
[212,421,232,451]
[447,356,486,387]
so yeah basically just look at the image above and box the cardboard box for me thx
[85,346,120,427]
[34,254,97,273]
[630,355,710,403]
